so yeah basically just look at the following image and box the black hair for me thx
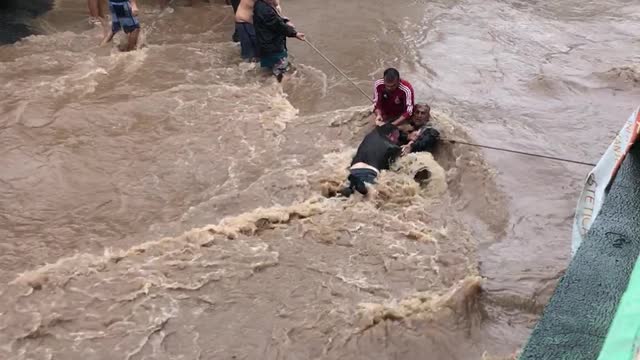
[377,122,397,137]
[383,68,400,82]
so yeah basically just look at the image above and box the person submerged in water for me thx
[340,123,402,198]
[337,107,440,198]
[398,103,441,155]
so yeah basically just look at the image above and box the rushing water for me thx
[0,0,639,359]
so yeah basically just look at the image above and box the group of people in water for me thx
[85,0,439,197]
[230,0,441,195]
[340,68,440,198]
[86,0,304,79]
[229,0,305,81]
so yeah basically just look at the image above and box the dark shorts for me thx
[108,0,140,34]
[260,51,289,78]
[350,168,378,185]
[340,168,378,197]
[235,22,258,60]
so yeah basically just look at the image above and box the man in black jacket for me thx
[340,123,402,197]
[253,0,305,82]
[399,104,440,155]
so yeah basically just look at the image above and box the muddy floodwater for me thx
[1,0,639,359]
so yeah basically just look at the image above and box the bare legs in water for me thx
[102,0,140,52]
[88,0,112,45]
[126,28,140,51]
[103,28,139,51]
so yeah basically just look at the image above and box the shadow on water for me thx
[0,0,54,44]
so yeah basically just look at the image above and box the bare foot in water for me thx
[100,28,115,47]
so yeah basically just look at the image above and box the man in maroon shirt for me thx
[372,68,415,127]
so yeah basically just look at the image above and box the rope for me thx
[303,38,597,168]
[441,139,597,167]
[304,39,374,103]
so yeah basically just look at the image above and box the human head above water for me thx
[413,103,431,124]
[378,122,400,144]
[383,68,400,92]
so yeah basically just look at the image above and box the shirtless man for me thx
[234,0,258,60]
[228,0,241,42]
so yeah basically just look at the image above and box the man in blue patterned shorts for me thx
[104,0,141,51]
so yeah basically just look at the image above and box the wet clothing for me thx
[253,0,297,57]
[341,127,401,197]
[399,125,441,153]
[410,127,440,153]
[373,79,415,122]
[235,22,258,59]
[108,0,140,34]
[341,168,378,197]
[351,127,401,171]
[260,51,289,78]
[351,168,378,184]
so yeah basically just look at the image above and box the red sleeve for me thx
[399,80,414,119]
[373,79,384,113]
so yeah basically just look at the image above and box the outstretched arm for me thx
[372,82,384,125]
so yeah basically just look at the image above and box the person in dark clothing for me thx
[399,103,441,155]
[253,0,305,82]
[340,123,402,197]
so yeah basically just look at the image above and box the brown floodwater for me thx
[1,0,639,359]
